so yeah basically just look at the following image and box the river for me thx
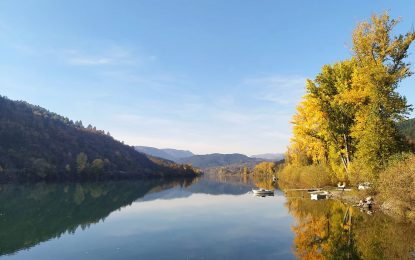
[0,174,414,259]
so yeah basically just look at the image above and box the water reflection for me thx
[0,175,295,259]
[0,178,196,256]
[1,175,415,259]
[285,192,415,259]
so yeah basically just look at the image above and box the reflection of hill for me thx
[137,174,257,204]
[139,175,253,201]
[186,177,252,195]
[0,179,193,256]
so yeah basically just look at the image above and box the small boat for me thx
[311,193,328,200]
[310,190,330,200]
[252,188,274,196]
[272,176,277,182]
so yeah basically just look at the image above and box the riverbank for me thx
[279,151,415,223]
[283,185,414,223]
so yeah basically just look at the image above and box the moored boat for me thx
[252,188,274,196]
[310,190,330,200]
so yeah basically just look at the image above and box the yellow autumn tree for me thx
[348,12,415,179]
[289,60,356,180]
[286,12,415,183]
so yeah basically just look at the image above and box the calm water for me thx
[1,175,414,259]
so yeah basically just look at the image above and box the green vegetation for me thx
[0,96,198,182]
[397,118,415,146]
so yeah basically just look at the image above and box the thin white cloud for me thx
[9,41,153,67]
[68,56,112,65]
[244,75,306,88]
[243,75,307,105]
[214,111,252,124]
[63,46,138,66]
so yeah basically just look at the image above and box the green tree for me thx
[76,152,88,174]
[91,159,105,173]
[31,158,52,178]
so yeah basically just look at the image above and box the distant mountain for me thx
[162,148,194,159]
[0,96,197,182]
[135,146,194,162]
[178,153,258,169]
[250,153,284,161]
[135,146,177,161]
[134,146,279,170]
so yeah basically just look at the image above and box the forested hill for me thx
[398,118,415,141]
[0,96,196,182]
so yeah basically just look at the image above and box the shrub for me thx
[278,164,336,189]
[379,154,415,221]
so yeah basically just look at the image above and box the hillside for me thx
[398,118,415,141]
[177,153,258,169]
[134,146,193,162]
[0,96,197,182]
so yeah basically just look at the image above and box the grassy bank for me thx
[279,153,415,222]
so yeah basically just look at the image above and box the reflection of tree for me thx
[253,174,276,190]
[292,213,329,259]
[352,213,415,260]
[286,196,415,259]
[0,178,195,256]
[287,198,361,259]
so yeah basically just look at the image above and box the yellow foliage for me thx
[286,12,414,183]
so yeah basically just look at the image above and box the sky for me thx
[1,1,415,155]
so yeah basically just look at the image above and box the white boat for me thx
[252,188,274,196]
[310,191,330,200]
[311,193,327,200]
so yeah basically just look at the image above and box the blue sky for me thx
[1,1,414,155]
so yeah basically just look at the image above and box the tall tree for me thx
[349,12,415,178]
[76,152,88,174]
[287,12,415,182]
